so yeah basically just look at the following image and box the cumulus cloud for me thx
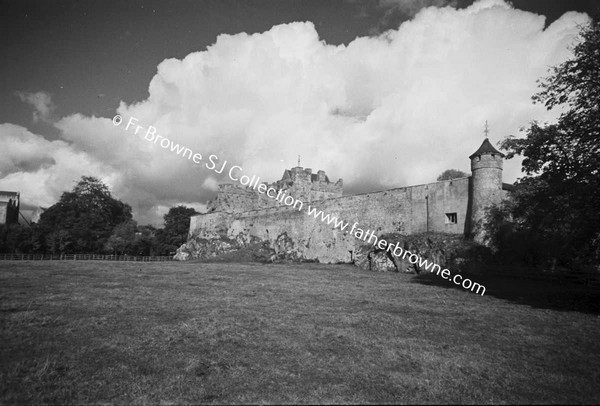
[379,0,455,13]
[0,124,56,176]
[375,0,458,33]
[15,91,56,123]
[0,0,590,225]
[0,123,115,208]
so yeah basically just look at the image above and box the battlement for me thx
[277,167,342,187]
[182,134,511,263]
[206,167,343,214]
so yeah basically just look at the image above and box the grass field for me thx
[1,260,599,404]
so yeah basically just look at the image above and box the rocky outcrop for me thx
[174,231,320,263]
[354,232,488,274]
[176,230,489,274]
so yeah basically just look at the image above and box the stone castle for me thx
[181,138,511,263]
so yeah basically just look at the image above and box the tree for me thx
[0,223,35,254]
[37,177,132,253]
[503,20,600,185]
[497,19,600,269]
[45,229,72,255]
[105,220,138,255]
[131,225,158,256]
[437,169,468,181]
[159,206,199,254]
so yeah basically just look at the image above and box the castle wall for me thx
[207,167,343,214]
[189,211,231,238]
[182,138,510,263]
[207,185,268,213]
[189,177,471,263]
[425,177,471,235]
[0,192,19,225]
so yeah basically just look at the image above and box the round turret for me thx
[469,138,504,241]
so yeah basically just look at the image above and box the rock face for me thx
[174,231,317,263]
[353,233,486,274]
[176,229,488,276]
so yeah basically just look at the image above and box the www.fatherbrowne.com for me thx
[304,207,486,296]
[113,114,486,296]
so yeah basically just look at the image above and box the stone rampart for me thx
[179,138,510,264]
[206,167,343,214]
[187,177,472,263]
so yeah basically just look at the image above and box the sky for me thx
[0,0,598,226]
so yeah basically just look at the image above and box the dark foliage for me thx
[494,20,600,271]
[0,223,35,253]
[156,205,199,254]
[104,219,138,255]
[36,176,132,254]
[130,225,158,256]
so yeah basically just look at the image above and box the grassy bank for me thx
[1,260,598,404]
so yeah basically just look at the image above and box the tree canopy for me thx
[104,220,138,255]
[0,176,199,257]
[496,19,600,269]
[437,169,469,181]
[159,205,200,254]
[36,176,132,254]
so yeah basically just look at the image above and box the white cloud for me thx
[0,123,115,208]
[0,0,590,225]
[202,177,220,192]
[378,0,457,19]
[15,91,56,123]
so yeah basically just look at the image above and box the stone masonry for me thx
[178,138,510,263]
[0,191,20,225]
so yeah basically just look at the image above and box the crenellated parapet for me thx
[206,167,343,214]
[181,134,514,263]
[275,167,342,198]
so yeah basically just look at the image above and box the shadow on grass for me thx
[410,271,600,315]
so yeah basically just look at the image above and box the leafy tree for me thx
[0,223,35,253]
[437,169,469,181]
[159,206,199,254]
[497,19,600,269]
[37,177,132,253]
[45,229,72,255]
[131,225,158,256]
[153,228,170,256]
[105,220,138,255]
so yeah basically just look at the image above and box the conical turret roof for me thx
[469,138,505,159]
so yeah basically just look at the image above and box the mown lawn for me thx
[0,260,598,404]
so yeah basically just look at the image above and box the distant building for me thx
[0,191,20,225]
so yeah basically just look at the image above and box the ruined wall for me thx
[188,177,471,263]
[0,192,19,225]
[206,167,343,214]
[425,177,471,235]
[181,138,511,263]
[206,184,273,213]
